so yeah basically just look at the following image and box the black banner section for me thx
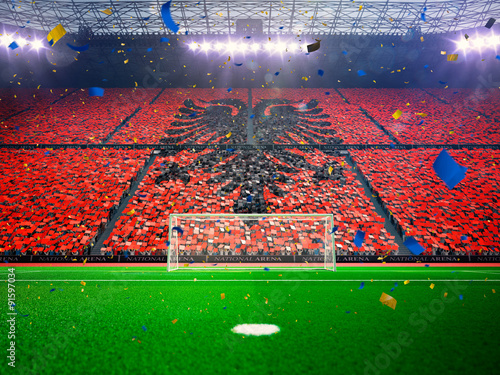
[2,144,500,151]
[1,255,499,264]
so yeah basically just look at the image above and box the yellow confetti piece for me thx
[392,110,402,120]
[420,36,424,42]
[126,209,135,215]
[404,280,410,285]
[441,51,447,55]
[80,281,86,286]
[493,289,496,294]
[447,54,458,61]
[226,132,232,138]
[221,293,225,300]
[328,166,333,175]
[172,319,178,324]
[47,24,66,46]
[101,8,112,15]
[430,283,435,289]
[124,59,129,64]
[444,292,448,298]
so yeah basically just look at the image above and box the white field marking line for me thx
[460,270,500,275]
[12,279,500,283]
[8,268,495,275]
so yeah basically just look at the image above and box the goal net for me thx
[167,214,335,271]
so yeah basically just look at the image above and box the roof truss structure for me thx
[1,0,498,37]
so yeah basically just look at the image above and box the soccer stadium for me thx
[1,0,499,374]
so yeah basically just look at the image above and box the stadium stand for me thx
[103,148,397,256]
[252,88,392,144]
[340,88,500,144]
[0,88,68,121]
[0,148,150,255]
[350,148,500,255]
[1,88,159,144]
[111,88,248,144]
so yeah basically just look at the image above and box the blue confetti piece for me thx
[44,151,50,155]
[102,79,108,82]
[172,226,183,236]
[235,63,243,66]
[105,162,110,167]
[331,226,338,233]
[451,271,456,273]
[439,81,448,85]
[459,294,463,300]
[189,261,195,264]
[250,114,255,118]
[189,112,197,117]
[199,15,206,19]
[342,50,347,55]
[127,48,132,52]
[50,288,55,292]
[247,195,252,203]
[395,282,398,287]
[424,64,429,69]
[15,126,19,131]
[160,163,165,166]
[461,235,468,241]
[496,55,500,61]
[89,87,105,97]
[227,88,232,92]
[143,16,151,21]
[160,37,169,43]
[142,325,147,331]
[357,70,367,77]
[66,43,89,52]
[223,306,227,309]
[318,69,324,76]
[279,26,284,30]
[161,1,180,33]
[9,41,19,50]
[264,267,270,271]
[212,264,218,266]
[166,241,170,247]
[421,13,426,22]
[274,72,280,76]
[425,264,430,267]
[359,282,365,290]
[390,288,395,292]
[325,92,330,95]
[111,49,115,53]
[346,311,351,313]
[147,47,153,52]
[227,148,235,152]
[418,120,424,126]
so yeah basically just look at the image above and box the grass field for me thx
[2,266,500,375]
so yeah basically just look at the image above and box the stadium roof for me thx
[1,0,499,37]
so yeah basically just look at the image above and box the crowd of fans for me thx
[0,149,150,255]
[1,88,159,144]
[111,88,248,144]
[1,88,498,258]
[252,88,393,144]
[103,148,397,256]
[340,88,500,144]
[350,148,500,255]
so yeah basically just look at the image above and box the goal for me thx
[167,214,336,271]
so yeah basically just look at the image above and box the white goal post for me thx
[167,214,336,272]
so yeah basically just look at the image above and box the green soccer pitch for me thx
[2,266,499,375]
